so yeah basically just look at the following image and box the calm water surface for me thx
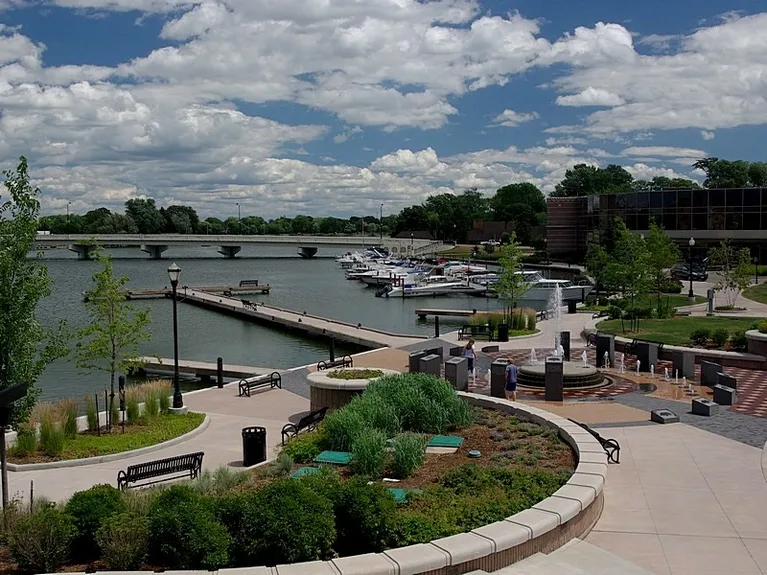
[35,245,508,401]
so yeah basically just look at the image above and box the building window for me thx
[650,192,663,209]
[678,213,691,230]
[726,213,743,230]
[637,192,650,210]
[663,212,677,230]
[663,190,677,208]
[678,190,692,208]
[743,212,761,230]
[637,214,649,230]
[692,189,708,209]
[726,188,743,208]
[709,189,725,209]
[709,213,725,230]
[743,188,760,208]
[692,213,708,231]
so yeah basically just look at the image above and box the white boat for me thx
[384,276,486,298]
[493,271,592,302]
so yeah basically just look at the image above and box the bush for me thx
[690,328,711,346]
[8,505,77,573]
[194,466,250,496]
[351,428,388,477]
[224,479,335,567]
[125,389,141,424]
[660,278,683,293]
[730,330,748,350]
[608,305,623,320]
[333,478,397,556]
[711,328,729,347]
[759,321,767,334]
[392,432,427,478]
[57,399,79,440]
[37,406,65,457]
[96,512,149,570]
[13,426,37,457]
[322,407,365,451]
[65,483,127,561]
[272,452,294,477]
[84,395,99,432]
[282,429,327,463]
[148,485,230,569]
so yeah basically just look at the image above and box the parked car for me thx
[671,264,708,281]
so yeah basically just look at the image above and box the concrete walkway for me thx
[586,423,767,575]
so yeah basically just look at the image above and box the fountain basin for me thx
[518,361,608,389]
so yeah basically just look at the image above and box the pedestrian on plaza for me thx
[505,358,518,401]
[463,339,477,384]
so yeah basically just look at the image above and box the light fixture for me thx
[167,262,181,284]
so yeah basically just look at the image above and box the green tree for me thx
[494,233,531,320]
[125,198,165,234]
[692,158,751,188]
[552,164,633,197]
[709,240,752,308]
[645,222,680,314]
[585,240,613,300]
[75,250,152,391]
[612,219,652,331]
[0,157,68,427]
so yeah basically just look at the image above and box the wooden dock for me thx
[415,308,479,320]
[85,284,271,301]
[134,357,275,380]
[179,289,427,349]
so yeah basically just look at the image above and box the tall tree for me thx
[709,240,752,309]
[492,183,545,219]
[0,157,68,428]
[495,233,531,320]
[585,239,613,300]
[692,158,751,188]
[552,164,633,197]
[75,250,152,392]
[125,198,165,234]
[612,219,652,331]
[644,222,680,313]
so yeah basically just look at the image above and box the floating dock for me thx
[133,357,275,380]
[179,289,427,349]
[84,283,271,301]
[415,308,480,320]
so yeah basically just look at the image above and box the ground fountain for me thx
[619,353,625,374]
[530,348,538,366]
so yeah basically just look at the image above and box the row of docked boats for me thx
[335,248,593,301]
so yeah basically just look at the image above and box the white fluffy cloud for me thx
[0,3,761,217]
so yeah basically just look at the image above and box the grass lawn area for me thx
[582,293,706,312]
[10,412,205,463]
[743,283,767,305]
[597,316,765,346]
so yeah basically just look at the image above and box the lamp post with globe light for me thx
[168,263,184,410]
[688,237,695,300]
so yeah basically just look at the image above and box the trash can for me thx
[497,323,509,342]
[242,426,266,467]
[567,300,577,314]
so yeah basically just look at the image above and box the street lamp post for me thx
[236,202,241,234]
[687,237,695,300]
[168,263,183,410]
[410,232,414,255]
[66,201,71,234]
[379,203,383,242]
[754,257,759,285]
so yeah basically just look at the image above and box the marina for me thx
[133,357,276,381]
[84,283,271,301]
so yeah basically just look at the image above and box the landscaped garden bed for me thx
[0,374,576,574]
[8,381,204,464]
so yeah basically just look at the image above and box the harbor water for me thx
[35,245,511,401]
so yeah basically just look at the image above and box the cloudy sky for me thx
[1,0,766,219]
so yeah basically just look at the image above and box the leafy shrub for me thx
[84,395,99,432]
[37,405,65,457]
[351,428,388,477]
[125,388,141,424]
[690,328,711,346]
[660,278,683,293]
[57,399,79,439]
[392,432,427,478]
[282,429,327,463]
[730,330,748,350]
[759,321,767,334]
[96,512,149,570]
[110,395,120,428]
[333,478,397,556]
[148,485,230,569]
[8,504,77,573]
[272,452,294,477]
[322,406,365,451]
[608,305,623,320]
[711,328,729,347]
[327,368,384,380]
[527,310,536,331]
[65,483,127,561]
[194,466,250,496]
[13,425,37,457]
[223,479,335,567]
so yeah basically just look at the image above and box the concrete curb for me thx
[7,414,210,472]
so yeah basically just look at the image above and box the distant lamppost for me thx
[379,203,384,242]
[168,263,183,409]
[687,237,695,299]
[66,201,72,234]
[236,202,241,234]
[754,256,759,285]
[410,232,414,254]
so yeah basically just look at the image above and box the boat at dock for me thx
[382,276,487,298]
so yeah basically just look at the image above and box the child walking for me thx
[463,339,477,385]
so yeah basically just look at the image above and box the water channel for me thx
[35,245,513,401]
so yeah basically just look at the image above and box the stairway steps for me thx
[550,539,656,575]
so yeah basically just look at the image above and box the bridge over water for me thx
[33,234,443,259]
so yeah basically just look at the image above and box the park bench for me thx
[281,407,328,445]
[586,332,598,347]
[592,309,610,319]
[238,371,282,397]
[239,279,259,287]
[624,339,639,356]
[317,355,353,371]
[675,310,691,316]
[568,419,620,464]
[241,299,257,310]
[458,324,494,341]
[117,452,204,490]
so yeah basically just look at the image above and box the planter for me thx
[308,368,400,411]
[746,330,767,357]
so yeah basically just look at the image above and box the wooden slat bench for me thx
[238,371,282,397]
[568,419,620,464]
[117,452,204,490]
[241,299,257,310]
[281,407,328,445]
[317,356,353,371]
[458,324,493,341]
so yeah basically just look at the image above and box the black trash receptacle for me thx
[567,300,577,314]
[242,426,266,467]
[497,323,509,342]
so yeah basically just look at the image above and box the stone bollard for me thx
[672,350,695,379]
[596,334,615,368]
[713,384,736,406]
[717,372,737,390]
[445,357,469,392]
[636,342,658,373]
[419,354,441,377]
[700,360,721,387]
[409,350,426,373]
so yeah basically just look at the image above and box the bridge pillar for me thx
[68,243,96,260]
[140,244,168,259]
[297,246,318,259]
[217,245,241,259]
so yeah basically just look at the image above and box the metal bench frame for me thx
[317,356,353,371]
[241,299,257,310]
[568,418,620,464]
[117,451,204,490]
[281,407,328,445]
[238,371,282,397]
[458,324,494,341]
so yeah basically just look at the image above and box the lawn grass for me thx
[743,283,767,305]
[597,316,765,346]
[10,412,205,462]
[582,293,706,311]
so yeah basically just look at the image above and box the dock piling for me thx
[329,337,336,362]
[434,316,440,338]
[217,357,224,388]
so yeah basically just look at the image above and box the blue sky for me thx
[1,0,766,219]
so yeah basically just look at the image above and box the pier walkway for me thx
[181,289,427,349]
[134,357,276,380]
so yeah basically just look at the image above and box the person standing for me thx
[463,339,476,384]
[505,358,518,401]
